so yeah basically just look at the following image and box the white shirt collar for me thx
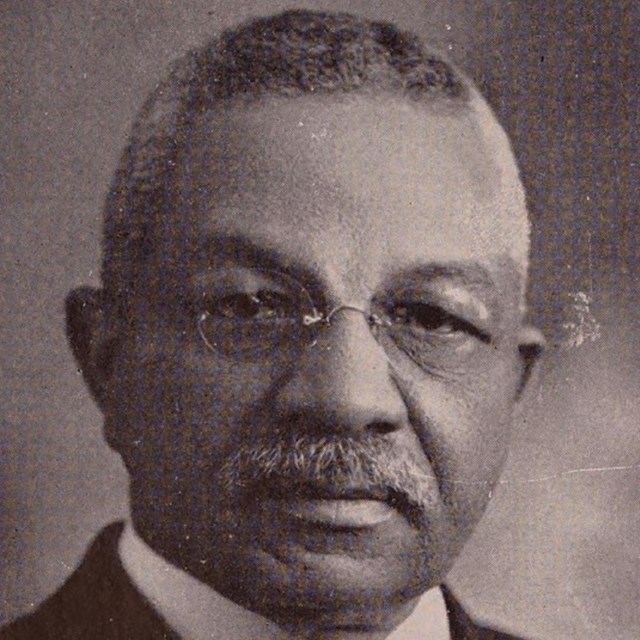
[119,522,451,640]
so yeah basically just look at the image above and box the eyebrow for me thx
[392,262,497,291]
[192,233,322,287]
[193,233,497,292]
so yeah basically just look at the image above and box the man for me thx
[1,10,545,640]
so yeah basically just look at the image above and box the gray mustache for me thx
[218,435,439,517]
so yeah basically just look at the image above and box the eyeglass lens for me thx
[195,267,484,369]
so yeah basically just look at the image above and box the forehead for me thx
[165,94,524,293]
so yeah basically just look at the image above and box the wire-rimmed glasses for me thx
[193,266,488,368]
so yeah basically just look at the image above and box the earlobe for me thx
[516,325,546,398]
[65,287,120,411]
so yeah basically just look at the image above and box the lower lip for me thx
[265,498,397,528]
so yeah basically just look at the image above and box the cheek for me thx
[444,362,518,481]
[392,349,519,524]
[110,330,285,467]
[440,367,520,526]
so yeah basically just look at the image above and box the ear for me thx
[65,287,122,412]
[515,325,546,399]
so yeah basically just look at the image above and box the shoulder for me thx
[0,522,177,640]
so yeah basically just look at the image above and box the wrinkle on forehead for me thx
[172,94,527,300]
[181,94,501,207]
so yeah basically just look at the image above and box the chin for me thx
[160,490,464,623]
[206,522,453,629]
[217,549,424,627]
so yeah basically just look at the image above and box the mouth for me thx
[272,498,396,528]
[256,481,404,529]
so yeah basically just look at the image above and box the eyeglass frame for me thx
[189,266,493,367]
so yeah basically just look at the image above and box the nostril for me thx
[369,420,400,436]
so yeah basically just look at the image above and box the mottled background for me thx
[2,1,639,638]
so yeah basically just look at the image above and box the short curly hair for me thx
[102,9,527,304]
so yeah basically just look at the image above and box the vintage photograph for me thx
[2,2,638,639]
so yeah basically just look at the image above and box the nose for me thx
[273,309,409,437]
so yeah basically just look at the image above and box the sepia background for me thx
[2,1,639,638]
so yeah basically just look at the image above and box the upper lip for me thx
[258,480,389,502]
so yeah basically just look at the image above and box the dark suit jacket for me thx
[1,522,527,640]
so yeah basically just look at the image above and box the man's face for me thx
[101,94,538,625]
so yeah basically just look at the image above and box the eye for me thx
[190,267,317,358]
[206,290,298,322]
[387,302,489,342]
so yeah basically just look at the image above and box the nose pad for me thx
[274,311,409,438]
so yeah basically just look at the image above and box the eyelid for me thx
[444,313,492,343]
[379,286,491,323]
[393,301,492,343]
